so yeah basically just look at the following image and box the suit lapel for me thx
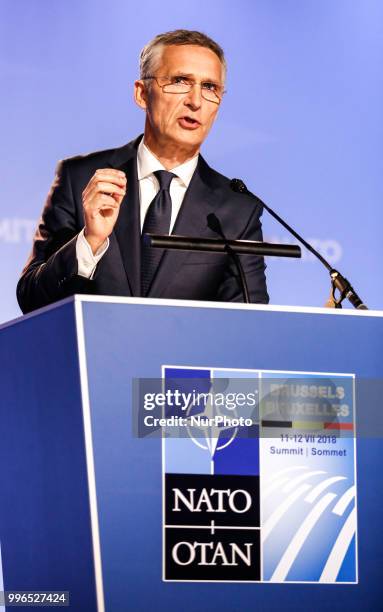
[113,155,141,296]
[148,156,221,297]
[109,136,142,297]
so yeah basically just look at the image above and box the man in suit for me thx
[17,29,269,314]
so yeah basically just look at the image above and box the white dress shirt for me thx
[76,138,198,278]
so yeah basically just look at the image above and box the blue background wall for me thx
[1,0,382,322]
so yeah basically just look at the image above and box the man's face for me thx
[135,44,224,156]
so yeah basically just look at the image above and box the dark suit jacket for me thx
[17,135,269,314]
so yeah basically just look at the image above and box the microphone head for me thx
[230,178,248,194]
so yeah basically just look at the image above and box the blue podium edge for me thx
[74,299,105,612]
[2,294,383,335]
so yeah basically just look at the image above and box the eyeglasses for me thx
[142,75,225,104]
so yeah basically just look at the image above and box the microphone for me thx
[230,179,368,310]
[144,235,301,257]
[207,213,250,303]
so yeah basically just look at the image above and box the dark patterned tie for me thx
[141,169,176,296]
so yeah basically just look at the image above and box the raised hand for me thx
[82,168,127,253]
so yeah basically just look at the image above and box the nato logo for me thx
[162,366,357,584]
[162,366,260,581]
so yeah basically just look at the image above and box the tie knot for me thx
[154,170,176,192]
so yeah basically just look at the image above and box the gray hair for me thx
[139,29,226,82]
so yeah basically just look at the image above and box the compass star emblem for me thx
[184,380,239,456]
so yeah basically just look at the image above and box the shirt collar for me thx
[137,137,198,187]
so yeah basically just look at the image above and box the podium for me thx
[0,296,382,611]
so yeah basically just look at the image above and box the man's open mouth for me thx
[178,116,201,129]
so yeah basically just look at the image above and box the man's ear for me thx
[134,80,148,110]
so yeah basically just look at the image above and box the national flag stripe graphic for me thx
[324,422,354,430]
[261,420,354,431]
[261,420,292,428]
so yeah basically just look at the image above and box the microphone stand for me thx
[230,179,368,310]
[206,213,250,303]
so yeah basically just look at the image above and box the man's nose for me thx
[184,83,202,110]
